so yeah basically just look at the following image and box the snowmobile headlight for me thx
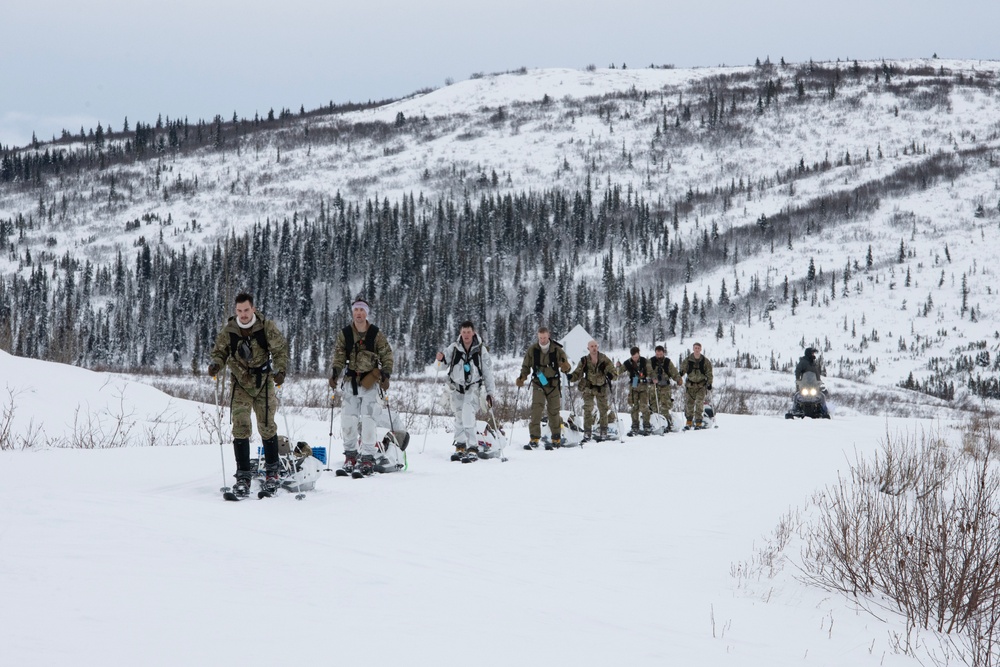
[800,388,809,396]
[809,388,818,396]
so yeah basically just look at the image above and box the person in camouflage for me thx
[620,346,652,436]
[329,296,394,475]
[680,342,713,429]
[649,344,683,431]
[208,292,289,497]
[515,327,571,448]
[567,339,619,441]
[435,320,496,459]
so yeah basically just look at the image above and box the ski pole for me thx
[215,374,230,493]
[420,361,443,454]
[276,385,305,500]
[382,385,406,471]
[325,392,336,471]
[615,376,625,442]
[509,384,523,449]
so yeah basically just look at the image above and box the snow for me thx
[0,349,956,666]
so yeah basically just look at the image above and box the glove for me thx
[435,351,444,362]
[380,371,391,391]
[208,362,221,377]
[559,360,571,373]
[487,395,494,408]
[329,368,341,389]
[273,371,285,386]
[707,385,713,391]
[515,376,525,388]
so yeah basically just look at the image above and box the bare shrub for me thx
[0,388,17,450]
[801,419,1000,665]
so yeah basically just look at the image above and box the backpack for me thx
[685,355,706,376]
[228,317,270,361]
[448,335,484,391]
[532,341,563,372]
[342,324,381,374]
[625,357,648,380]
[531,340,564,387]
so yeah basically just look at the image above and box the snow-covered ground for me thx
[0,349,964,666]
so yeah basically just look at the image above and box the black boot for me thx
[231,438,253,497]
[233,437,252,473]
[262,435,280,493]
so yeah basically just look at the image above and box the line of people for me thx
[207,293,715,495]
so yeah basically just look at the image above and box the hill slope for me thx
[1,59,1000,410]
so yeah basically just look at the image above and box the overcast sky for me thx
[2,0,997,148]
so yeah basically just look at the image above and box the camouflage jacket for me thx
[568,352,618,389]
[650,356,682,386]
[680,354,713,386]
[331,321,394,380]
[210,312,288,396]
[519,341,569,388]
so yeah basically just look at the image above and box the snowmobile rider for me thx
[567,339,619,441]
[435,320,496,459]
[650,344,683,431]
[619,346,653,436]
[680,342,713,429]
[795,347,823,387]
[208,292,289,498]
[515,326,571,448]
[329,296,394,476]
[790,346,830,418]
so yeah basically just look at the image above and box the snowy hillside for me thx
[2,58,1000,412]
[0,346,974,666]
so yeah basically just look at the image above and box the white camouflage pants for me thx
[450,387,482,447]
[342,384,383,457]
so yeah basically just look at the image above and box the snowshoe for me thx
[450,443,467,462]
[336,452,358,477]
[256,470,280,498]
[351,455,376,478]
[544,436,562,451]
[523,438,540,451]
[227,472,252,500]
[461,446,480,463]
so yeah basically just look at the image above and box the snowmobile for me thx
[785,371,830,419]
